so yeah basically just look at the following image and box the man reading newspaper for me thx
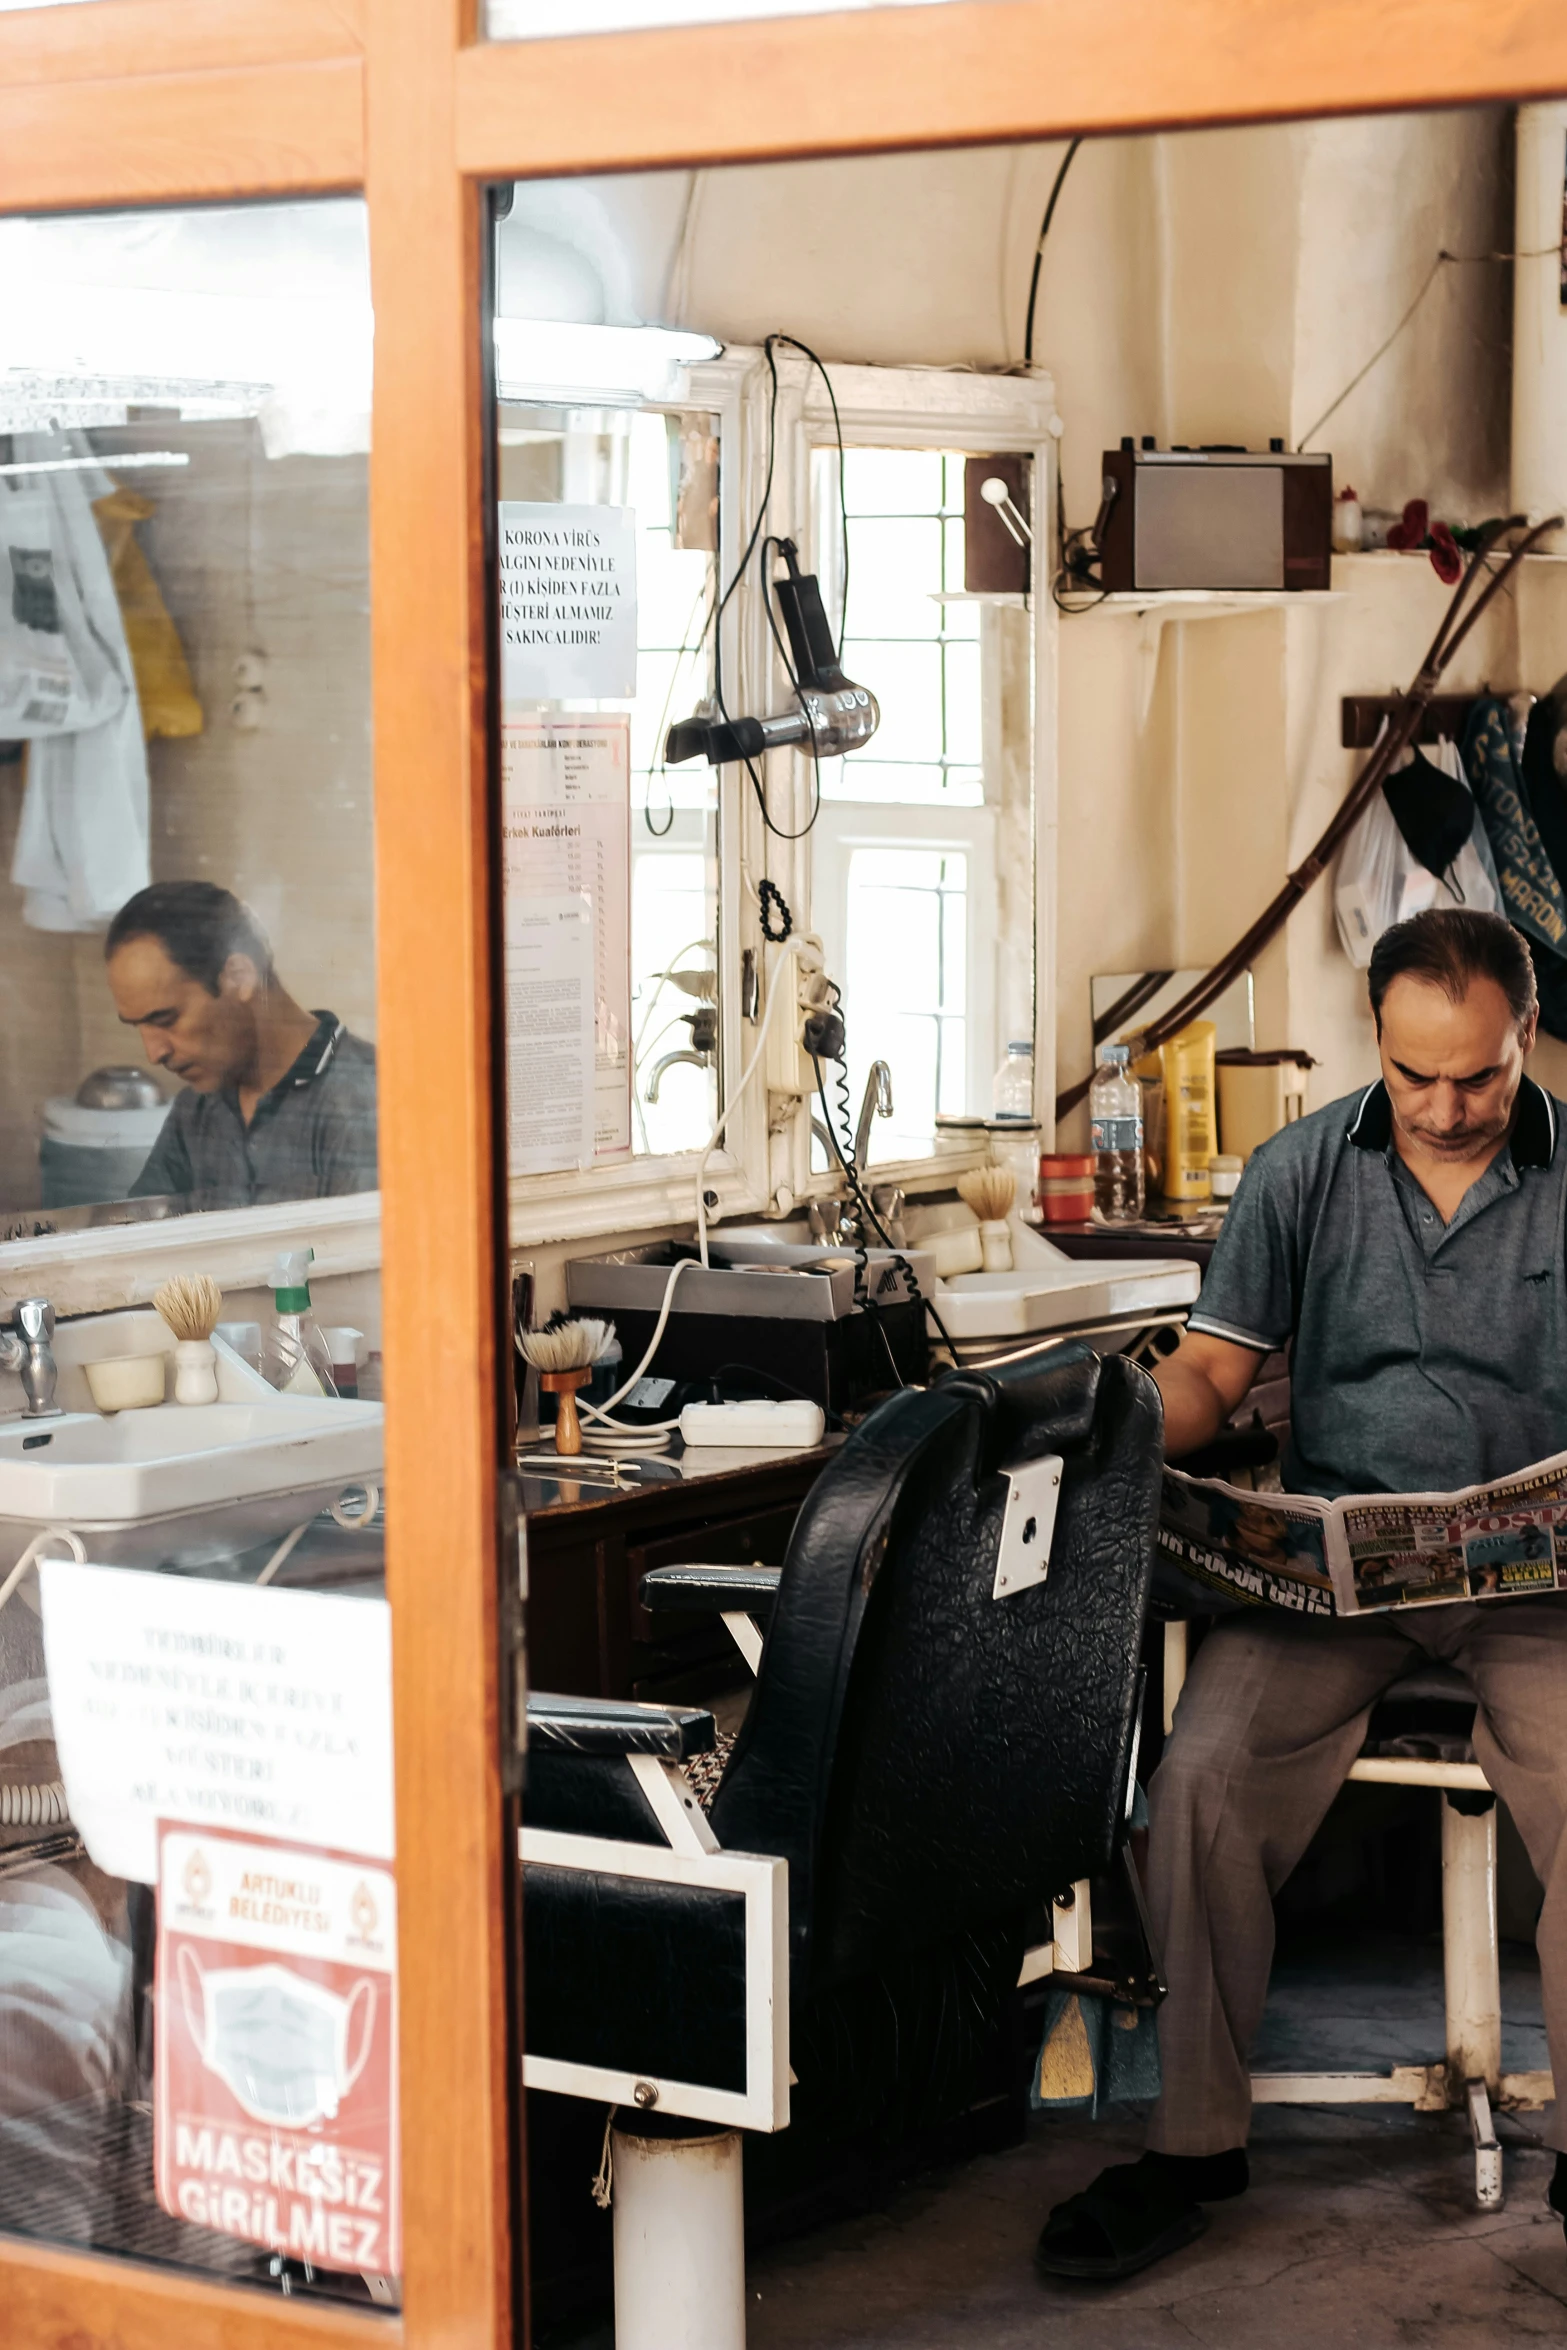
[1040,908,1567,2279]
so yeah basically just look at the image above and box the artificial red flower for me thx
[1385,497,1430,552]
[1428,522,1462,584]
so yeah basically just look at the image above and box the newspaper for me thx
[1156,1449,1567,1617]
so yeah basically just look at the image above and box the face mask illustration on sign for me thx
[179,1950,376,2129]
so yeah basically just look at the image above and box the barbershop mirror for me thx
[0,199,375,1232]
[492,179,1043,1214]
[494,365,722,1174]
[1091,968,1256,1055]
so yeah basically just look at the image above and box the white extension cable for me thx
[0,1531,86,1834]
[0,1780,69,1827]
[0,1525,86,1618]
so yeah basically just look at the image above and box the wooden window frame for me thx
[0,2,1561,2346]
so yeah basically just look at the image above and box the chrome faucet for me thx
[0,1299,60,1419]
[646,1048,710,1103]
[854,1060,894,1170]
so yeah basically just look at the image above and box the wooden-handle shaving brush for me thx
[154,1273,224,1405]
[957,1166,1017,1272]
[517,1316,615,1457]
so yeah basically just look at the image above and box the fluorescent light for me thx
[494,318,720,406]
[0,451,190,478]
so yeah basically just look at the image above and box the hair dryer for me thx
[665,539,879,767]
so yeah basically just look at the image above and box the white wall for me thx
[504,108,1530,1173]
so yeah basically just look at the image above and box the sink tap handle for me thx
[10,1298,59,1419]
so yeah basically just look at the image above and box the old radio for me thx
[1097,440,1332,593]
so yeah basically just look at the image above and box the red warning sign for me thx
[155,1823,400,2277]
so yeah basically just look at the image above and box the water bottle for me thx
[1090,1044,1146,1223]
[993,1040,1035,1119]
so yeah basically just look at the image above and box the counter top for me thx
[517,1435,843,1521]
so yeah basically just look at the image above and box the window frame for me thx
[0,4,1560,2349]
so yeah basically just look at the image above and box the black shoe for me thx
[1035,2148,1248,2283]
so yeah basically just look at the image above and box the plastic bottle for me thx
[1089,1044,1146,1223]
[993,1040,1035,1119]
[1158,1021,1218,1203]
[263,1248,339,1398]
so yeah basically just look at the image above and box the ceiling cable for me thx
[1022,138,1083,369]
[1297,243,1561,453]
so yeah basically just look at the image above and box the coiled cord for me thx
[0,1781,69,1828]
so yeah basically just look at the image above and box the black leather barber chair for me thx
[520,1340,1162,2347]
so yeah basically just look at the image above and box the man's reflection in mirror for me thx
[104,882,377,1209]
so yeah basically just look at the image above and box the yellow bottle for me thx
[1159,1021,1218,1202]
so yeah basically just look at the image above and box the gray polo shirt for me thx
[1188,1076,1567,1499]
[130,1012,377,1210]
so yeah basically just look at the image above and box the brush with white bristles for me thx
[517,1317,615,1456]
[154,1273,224,1405]
[957,1166,1017,1272]
[956,1166,1016,1223]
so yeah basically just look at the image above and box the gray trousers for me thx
[1144,1600,1567,2155]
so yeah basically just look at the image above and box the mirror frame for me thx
[1,6,1562,2350]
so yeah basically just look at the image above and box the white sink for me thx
[934,1225,1201,1340]
[0,1398,383,1531]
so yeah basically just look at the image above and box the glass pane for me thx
[496,399,720,1170]
[810,442,1031,1144]
[842,518,943,641]
[0,200,393,2312]
[0,199,376,1220]
[843,844,967,1155]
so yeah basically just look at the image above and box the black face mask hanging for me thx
[1381,747,1477,883]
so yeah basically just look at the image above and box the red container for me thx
[1037,1152,1095,1224]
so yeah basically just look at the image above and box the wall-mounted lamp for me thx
[980,474,1033,550]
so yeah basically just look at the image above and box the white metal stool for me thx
[1163,1624,1554,2209]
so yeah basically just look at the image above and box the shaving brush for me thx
[154,1273,224,1404]
[517,1316,615,1457]
[957,1166,1017,1272]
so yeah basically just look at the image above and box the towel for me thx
[1465,695,1567,1041]
[2,431,150,932]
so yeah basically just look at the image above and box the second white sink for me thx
[0,1397,383,1530]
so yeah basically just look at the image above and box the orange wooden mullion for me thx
[0,2235,395,2350]
[0,56,364,214]
[366,0,518,2346]
[456,0,1567,179]
[0,0,363,84]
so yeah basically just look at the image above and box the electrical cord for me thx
[1297,242,1561,453]
[708,331,851,843]
[552,937,810,1447]
[1023,138,1082,369]
[810,1051,959,1368]
[758,878,792,942]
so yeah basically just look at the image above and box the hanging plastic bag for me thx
[1333,734,1500,969]
[0,465,132,740]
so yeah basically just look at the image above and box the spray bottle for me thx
[263,1248,339,1398]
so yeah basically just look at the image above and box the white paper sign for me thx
[504,891,597,1176]
[39,1563,395,1885]
[502,716,632,1160]
[499,502,638,700]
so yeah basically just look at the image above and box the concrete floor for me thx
[544,1934,1566,2347]
[741,1934,1564,2349]
[744,2104,1564,2348]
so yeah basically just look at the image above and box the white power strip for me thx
[679,1399,826,1448]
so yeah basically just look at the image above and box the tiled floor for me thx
[545,1934,1567,2347]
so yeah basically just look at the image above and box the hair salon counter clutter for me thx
[0,1304,383,1576]
[567,1215,1200,1366]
